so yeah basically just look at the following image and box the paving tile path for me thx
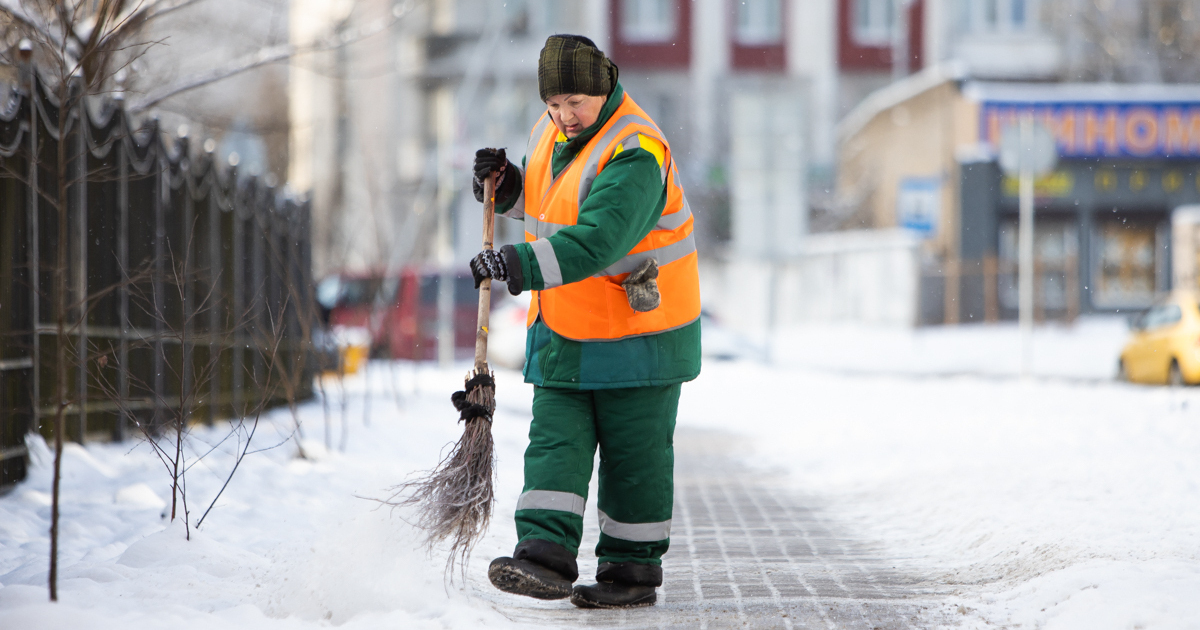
[476,430,955,629]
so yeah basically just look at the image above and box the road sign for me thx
[897,177,940,237]
[999,122,1058,176]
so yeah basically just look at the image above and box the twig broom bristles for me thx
[388,174,500,578]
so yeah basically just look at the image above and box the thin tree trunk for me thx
[49,85,71,603]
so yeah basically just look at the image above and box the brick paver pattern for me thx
[480,432,953,629]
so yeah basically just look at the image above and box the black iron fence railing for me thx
[1,67,315,490]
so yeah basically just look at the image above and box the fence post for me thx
[180,137,193,429]
[153,121,165,429]
[73,77,88,443]
[251,184,265,410]
[116,113,129,441]
[208,185,220,425]
[26,64,40,435]
[230,166,244,418]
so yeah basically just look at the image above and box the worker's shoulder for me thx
[610,133,666,167]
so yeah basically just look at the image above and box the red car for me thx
[317,267,499,360]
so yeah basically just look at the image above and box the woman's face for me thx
[545,93,606,139]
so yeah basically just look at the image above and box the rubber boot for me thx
[570,561,661,609]
[488,539,578,600]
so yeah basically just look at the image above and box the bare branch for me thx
[0,0,67,51]
[128,0,417,113]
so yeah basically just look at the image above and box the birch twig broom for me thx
[391,174,499,577]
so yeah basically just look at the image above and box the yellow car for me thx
[1118,292,1200,385]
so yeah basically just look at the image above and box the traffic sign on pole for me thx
[999,117,1058,379]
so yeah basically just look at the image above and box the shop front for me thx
[953,86,1200,322]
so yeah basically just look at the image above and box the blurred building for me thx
[291,0,1200,329]
[139,0,291,179]
[288,0,852,282]
[833,0,1200,325]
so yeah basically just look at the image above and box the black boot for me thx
[570,561,661,609]
[488,539,578,600]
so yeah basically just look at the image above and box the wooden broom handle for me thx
[474,173,498,370]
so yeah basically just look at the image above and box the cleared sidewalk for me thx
[481,429,952,629]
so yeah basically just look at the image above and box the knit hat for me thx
[537,35,619,102]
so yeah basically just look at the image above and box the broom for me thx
[389,173,499,577]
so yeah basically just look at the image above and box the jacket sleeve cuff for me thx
[500,244,526,296]
[494,160,524,217]
[510,242,544,291]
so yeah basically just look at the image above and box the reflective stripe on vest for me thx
[520,93,701,341]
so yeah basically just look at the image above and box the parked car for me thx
[1118,291,1200,385]
[316,268,498,361]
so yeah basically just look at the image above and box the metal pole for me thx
[252,193,265,407]
[435,87,456,367]
[1018,113,1035,379]
[181,152,193,429]
[208,192,219,425]
[27,68,40,434]
[231,179,244,418]
[75,82,88,442]
[154,130,165,429]
[117,118,129,441]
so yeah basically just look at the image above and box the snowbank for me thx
[767,315,1129,380]
[0,365,544,630]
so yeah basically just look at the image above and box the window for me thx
[1094,220,1160,308]
[853,0,895,46]
[622,0,677,43]
[998,219,1078,312]
[735,0,783,46]
[1140,304,1182,330]
[958,0,1039,34]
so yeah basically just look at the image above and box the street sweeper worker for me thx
[467,34,701,609]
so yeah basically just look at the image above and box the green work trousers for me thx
[515,383,681,566]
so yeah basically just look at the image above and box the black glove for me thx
[472,148,521,204]
[469,249,509,288]
[474,147,507,182]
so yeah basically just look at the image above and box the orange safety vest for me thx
[520,93,700,341]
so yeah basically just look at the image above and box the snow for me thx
[689,316,1200,628]
[0,366,541,630]
[2,315,1198,628]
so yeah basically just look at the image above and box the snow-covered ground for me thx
[3,317,1198,629]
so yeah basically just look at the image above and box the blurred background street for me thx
[4,0,1200,628]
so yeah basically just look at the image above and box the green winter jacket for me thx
[496,83,701,390]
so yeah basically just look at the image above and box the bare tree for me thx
[1055,0,1200,83]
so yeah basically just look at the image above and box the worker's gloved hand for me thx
[474,147,507,182]
[622,258,660,312]
[472,148,522,205]
[469,249,509,289]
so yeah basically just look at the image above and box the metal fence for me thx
[1,68,315,490]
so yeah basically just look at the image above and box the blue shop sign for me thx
[981,102,1200,159]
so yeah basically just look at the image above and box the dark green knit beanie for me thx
[538,34,619,102]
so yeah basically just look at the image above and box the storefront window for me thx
[1093,220,1160,308]
[998,219,1078,312]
